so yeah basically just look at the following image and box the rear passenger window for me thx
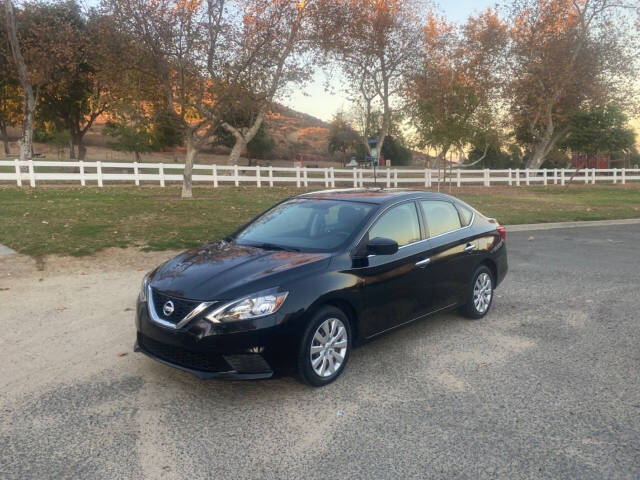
[420,201,461,237]
[456,204,474,227]
[369,203,421,247]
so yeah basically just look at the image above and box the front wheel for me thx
[297,306,351,387]
[462,266,495,319]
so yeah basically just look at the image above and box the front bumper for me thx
[134,300,296,380]
[134,333,273,379]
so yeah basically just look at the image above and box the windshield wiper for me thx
[247,242,301,252]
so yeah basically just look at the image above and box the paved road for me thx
[1,226,639,479]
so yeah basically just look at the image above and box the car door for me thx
[417,200,478,312]
[355,201,431,338]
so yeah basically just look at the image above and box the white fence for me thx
[1,159,639,188]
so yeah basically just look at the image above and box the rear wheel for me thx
[462,266,494,319]
[297,306,351,387]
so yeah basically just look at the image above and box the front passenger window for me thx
[420,201,461,237]
[369,203,421,247]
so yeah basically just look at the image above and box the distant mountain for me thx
[265,103,331,159]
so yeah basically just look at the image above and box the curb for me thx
[0,244,16,256]
[508,218,640,232]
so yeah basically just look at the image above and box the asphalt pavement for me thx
[1,225,639,479]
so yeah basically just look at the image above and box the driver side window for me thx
[369,203,421,247]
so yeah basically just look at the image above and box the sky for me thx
[283,1,497,121]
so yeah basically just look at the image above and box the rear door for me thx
[417,200,478,311]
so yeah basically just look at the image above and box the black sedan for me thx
[135,189,508,386]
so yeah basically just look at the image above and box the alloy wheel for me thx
[473,272,493,314]
[310,318,348,378]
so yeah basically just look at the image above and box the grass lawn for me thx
[1,185,639,257]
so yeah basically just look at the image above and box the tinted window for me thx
[369,203,421,247]
[236,199,374,251]
[456,204,473,227]
[420,201,461,237]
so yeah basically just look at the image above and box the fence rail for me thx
[1,159,639,188]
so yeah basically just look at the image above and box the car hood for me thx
[150,240,331,300]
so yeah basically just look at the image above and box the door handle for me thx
[415,258,431,268]
[464,243,476,253]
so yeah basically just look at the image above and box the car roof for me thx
[297,188,460,206]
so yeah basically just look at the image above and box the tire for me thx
[462,265,495,319]
[297,306,352,387]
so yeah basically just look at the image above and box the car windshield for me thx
[235,199,375,252]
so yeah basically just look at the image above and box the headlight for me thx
[205,288,289,323]
[139,273,151,302]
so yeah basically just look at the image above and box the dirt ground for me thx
[0,248,177,401]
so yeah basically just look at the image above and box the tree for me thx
[37,7,122,160]
[105,0,217,197]
[406,9,507,169]
[506,0,640,169]
[562,105,636,180]
[3,0,35,161]
[0,21,21,155]
[316,0,423,158]
[381,135,412,166]
[246,124,275,164]
[220,0,315,166]
[103,114,157,161]
[327,111,359,162]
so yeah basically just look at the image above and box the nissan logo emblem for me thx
[162,300,175,316]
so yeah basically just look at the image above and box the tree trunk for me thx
[72,132,87,160]
[182,135,198,198]
[4,0,36,162]
[223,110,265,166]
[0,121,9,156]
[69,139,76,160]
[228,139,246,166]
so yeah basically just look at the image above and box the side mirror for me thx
[367,237,399,256]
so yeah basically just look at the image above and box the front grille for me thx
[151,289,200,324]
[138,333,231,372]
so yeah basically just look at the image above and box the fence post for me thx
[360,169,364,187]
[324,168,329,188]
[352,168,357,187]
[159,163,165,187]
[303,167,309,187]
[97,161,103,187]
[592,168,596,185]
[525,168,530,186]
[584,168,588,184]
[79,160,86,186]
[484,169,490,187]
[28,159,35,187]
[133,162,140,186]
[394,169,398,187]
[424,168,428,187]
[386,168,391,188]
[256,165,261,188]
[427,169,432,188]
[212,165,218,187]
[543,168,547,186]
[269,166,274,187]
[330,167,335,188]
[554,168,558,185]
[613,168,617,184]
[455,169,460,188]
[515,169,520,186]
[560,169,565,186]
[621,168,626,185]
[296,166,301,188]
[508,168,512,186]
[234,165,239,186]
[14,159,22,187]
